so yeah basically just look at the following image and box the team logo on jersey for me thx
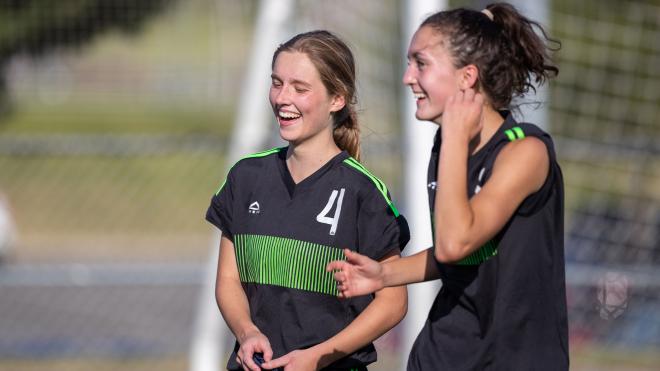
[317,188,345,235]
[248,201,260,214]
[427,181,437,190]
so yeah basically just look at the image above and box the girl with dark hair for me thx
[328,3,568,370]
[207,30,409,371]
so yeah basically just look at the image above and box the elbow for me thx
[380,286,408,325]
[396,290,408,321]
[215,285,223,310]
[433,239,469,263]
[393,287,408,324]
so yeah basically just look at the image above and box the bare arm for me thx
[434,90,549,262]
[265,250,409,370]
[216,235,272,371]
[327,247,441,300]
[380,248,442,286]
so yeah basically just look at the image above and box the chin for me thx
[279,128,301,143]
[415,109,442,123]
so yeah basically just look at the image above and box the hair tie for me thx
[481,9,494,21]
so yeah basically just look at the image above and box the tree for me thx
[0,0,177,118]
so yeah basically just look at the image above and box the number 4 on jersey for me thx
[316,188,345,235]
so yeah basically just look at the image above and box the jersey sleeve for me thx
[357,187,410,260]
[205,166,237,240]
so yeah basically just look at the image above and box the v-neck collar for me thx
[277,148,349,198]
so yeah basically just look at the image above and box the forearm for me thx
[216,277,259,343]
[381,248,441,287]
[435,138,474,261]
[310,285,407,368]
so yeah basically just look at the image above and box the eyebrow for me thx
[270,74,312,88]
[408,39,444,60]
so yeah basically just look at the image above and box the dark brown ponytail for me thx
[421,2,560,109]
[273,30,361,161]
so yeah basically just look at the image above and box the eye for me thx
[294,86,308,93]
[416,59,426,70]
[271,79,282,88]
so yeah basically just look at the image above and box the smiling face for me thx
[269,51,345,145]
[403,26,465,124]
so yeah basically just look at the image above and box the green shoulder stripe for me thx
[504,126,526,142]
[215,147,285,195]
[342,157,400,217]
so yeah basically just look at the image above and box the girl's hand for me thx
[442,88,484,143]
[237,330,273,371]
[261,349,320,371]
[326,249,384,298]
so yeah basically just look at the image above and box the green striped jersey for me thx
[206,148,409,370]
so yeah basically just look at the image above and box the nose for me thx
[272,84,291,106]
[402,63,416,86]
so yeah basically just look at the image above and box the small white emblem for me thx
[248,202,260,214]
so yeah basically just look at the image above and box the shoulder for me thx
[339,157,400,217]
[494,128,551,193]
[498,122,555,165]
[231,147,285,172]
[214,147,284,195]
[226,147,285,180]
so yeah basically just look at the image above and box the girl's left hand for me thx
[261,349,320,371]
[442,88,484,143]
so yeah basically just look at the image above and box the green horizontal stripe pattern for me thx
[215,147,285,195]
[457,239,498,265]
[343,157,400,217]
[234,234,345,296]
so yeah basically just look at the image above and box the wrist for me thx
[306,344,330,369]
[380,261,393,288]
[236,324,261,344]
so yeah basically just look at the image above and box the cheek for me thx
[268,89,277,106]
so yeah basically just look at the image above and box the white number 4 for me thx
[316,188,345,235]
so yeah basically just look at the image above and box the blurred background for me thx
[0,0,657,370]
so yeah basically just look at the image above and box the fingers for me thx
[474,91,484,105]
[326,260,345,272]
[264,347,273,362]
[241,352,260,371]
[236,354,259,371]
[463,88,475,101]
[344,248,367,264]
[262,355,288,369]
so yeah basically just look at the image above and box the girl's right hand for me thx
[237,330,272,371]
[441,88,484,143]
[326,249,384,298]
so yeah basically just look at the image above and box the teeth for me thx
[279,111,301,119]
[413,92,426,99]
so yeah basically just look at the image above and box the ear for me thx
[329,95,346,113]
[459,64,479,90]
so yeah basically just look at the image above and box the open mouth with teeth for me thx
[278,110,302,123]
[413,92,426,101]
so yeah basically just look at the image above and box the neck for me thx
[469,107,504,154]
[286,136,341,184]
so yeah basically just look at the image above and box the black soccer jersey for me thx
[407,112,569,370]
[206,148,410,371]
